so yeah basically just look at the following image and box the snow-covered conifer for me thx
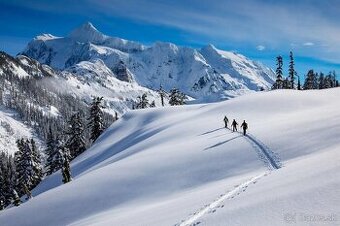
[15,138,42,196]
[65,112,86,160]
[45,128,60,175]
[272,56,284,89]
[59,148,72,184]
[135,93,149,109]
[158,85,166,107]
[288,51,295,89]
[303,70,318,90]
[88,97,105,142]
[169,88,186,106]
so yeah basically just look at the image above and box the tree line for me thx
[272,51,338,90]
[133,86,187,110]
[0,96,107,209]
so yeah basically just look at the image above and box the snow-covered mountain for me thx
[1,88,339,226]
[21,22,275,102]
[0,51,162,116]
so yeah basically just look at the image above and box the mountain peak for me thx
[201,44,218,52]
[68,22,106,43]
[82,22,97,30]
[34,33,60,41]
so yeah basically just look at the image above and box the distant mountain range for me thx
[20,22,275,102]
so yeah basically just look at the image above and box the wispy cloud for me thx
[256,45,266,51]
[303,42,315,46]
[86,0,340,63]
[2,0,340,69]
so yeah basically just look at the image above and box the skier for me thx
[223,116,229,128]
[241,120,248,136]
[231,119,238,132]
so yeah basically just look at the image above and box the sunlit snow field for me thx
[1,88,339,226]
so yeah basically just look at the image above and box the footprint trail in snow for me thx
[175,172,268,226]
[175,129,281,226]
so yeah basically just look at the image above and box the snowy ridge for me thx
[21,22,276,102]
[68,22,145,52]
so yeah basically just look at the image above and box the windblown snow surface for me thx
[1,88,340,226]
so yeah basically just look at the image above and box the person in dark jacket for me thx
[240,120,248,135]
[231,119,238,132]
[223,116,229,128]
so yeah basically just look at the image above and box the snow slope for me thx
[21,22,275,102]
[61,59,163,115]
[0,106,38,155]
[0,88,340,225]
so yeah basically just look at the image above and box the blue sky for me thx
[1,0,340,78]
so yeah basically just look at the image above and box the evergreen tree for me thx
[169,88,186,106]
[88,97,105,142]
[332,71,337,87]
[45,128,60,175]
[30,138,43,188]
[158,85,166,107]
[65,112,86,160]
[272,56,284,89]
[297,75,301,90]
[324,73,334,89]
[15,138,42,196]
[150,100,156,108]
[283,77,290,89]
[0,153,16,208]
[59,148,72,184]
[318,72,325,89]
[288,51,295,89]
[303,70,318,90]
[14,139,27,195]
[115,111,118,121]
[313,72,320,89]
[135,93,149,109]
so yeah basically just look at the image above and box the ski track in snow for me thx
[244,132,282,170]
[175,129,281,226]
[175,172,268,226]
